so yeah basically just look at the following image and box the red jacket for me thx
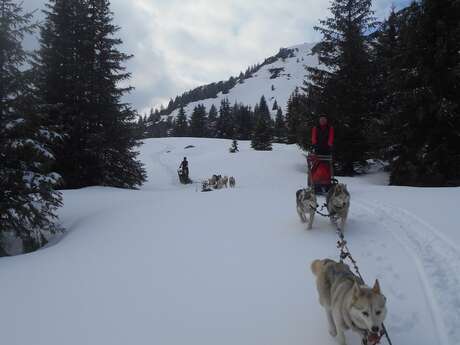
[312,125,334,148]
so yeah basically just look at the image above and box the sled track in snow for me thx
[159,145,180,186]
[355,199,460,345]
[151,144,184,188]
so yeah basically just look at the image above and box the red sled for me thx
[307,154,335,194]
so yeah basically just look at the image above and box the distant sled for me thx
[177,168,192,184]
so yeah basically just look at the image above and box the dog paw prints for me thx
[389,312,418,333]
[363,250,373,258]
[389,286,406,301]
[384,264,393,271]
[383,265,401,281]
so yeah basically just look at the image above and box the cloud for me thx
[23,0,411,114]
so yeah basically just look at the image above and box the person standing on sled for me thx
[312,115,334,155]
[180,157,189,179]
[310,116,334,193]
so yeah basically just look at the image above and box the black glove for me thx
[311,145,318,154]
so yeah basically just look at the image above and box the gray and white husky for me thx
[296,188,317,230]
[326,183,350,230]
[311,259,387,345]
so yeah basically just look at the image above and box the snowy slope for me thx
[169,43,318,118]
[0,138,459,345]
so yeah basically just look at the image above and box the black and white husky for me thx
[326,183,350,230]
[296,188,317,230]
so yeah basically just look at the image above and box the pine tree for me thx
[216,99,234,138]
[251,96,273,151]
[370,6,400,160]
[230,103,240,139]
[274,108,287,143]
[285,92,299,144]
[233,104,254,140]
[252,118,273,151]
[387,1,460,186]
[256,95,270,121]
[148,108,161,123]
[35,0,146,189]
[87,0,146,188]
[229,139,239,153]
[305,0,377,175]
[272,100,278,111]
[135,116,147,139]
[285,88,313,147]
[173,106,188,136]
[165,116,174,136]
[35,0,88,188]
[189,104,207,137]
[0,0,62,255]
[207,104,218,138]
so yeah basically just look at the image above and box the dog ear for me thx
[372,279,381,294]
[352,280,362,300]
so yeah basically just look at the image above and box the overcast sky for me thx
[23,0,410,114]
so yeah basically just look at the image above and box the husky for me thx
[222,176,229,188]
[201,180,212,192]
[209,175,217,187]
[311,259,387,345]
[229,176,236,188]
[296,188,317,230]
[326,183,350,230]
[209,174,221,189]
[214,175,225,189]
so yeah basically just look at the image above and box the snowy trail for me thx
[355,199,460,345]
[0,138,458,345]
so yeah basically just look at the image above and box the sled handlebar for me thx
[308,154,333,162]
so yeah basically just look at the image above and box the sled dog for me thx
[209,176,217,187]
[229,176,236,188]
[296,188,317,230]
[326,183,350,230]
[311,259,387,345]
[222,176,229,188]
[209,174,222,189]
[215,175,225,189]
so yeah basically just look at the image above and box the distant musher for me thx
[180,157,189,179]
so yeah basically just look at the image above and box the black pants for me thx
[316,147,331,155]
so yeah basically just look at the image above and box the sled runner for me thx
[307,154,336,194]
[177,168,192,184]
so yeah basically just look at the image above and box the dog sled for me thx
[307,153,336,194]
[177,168,192,184]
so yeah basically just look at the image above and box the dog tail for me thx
[311,259,325,276]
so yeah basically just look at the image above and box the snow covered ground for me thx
[1,138,459,345]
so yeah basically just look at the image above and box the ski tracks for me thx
[355,199,460,345]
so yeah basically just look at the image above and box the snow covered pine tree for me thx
[36,0,146,189]
[0,0,62,255]
[229,139,239,153]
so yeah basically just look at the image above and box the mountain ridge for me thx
[158,42,319,119]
